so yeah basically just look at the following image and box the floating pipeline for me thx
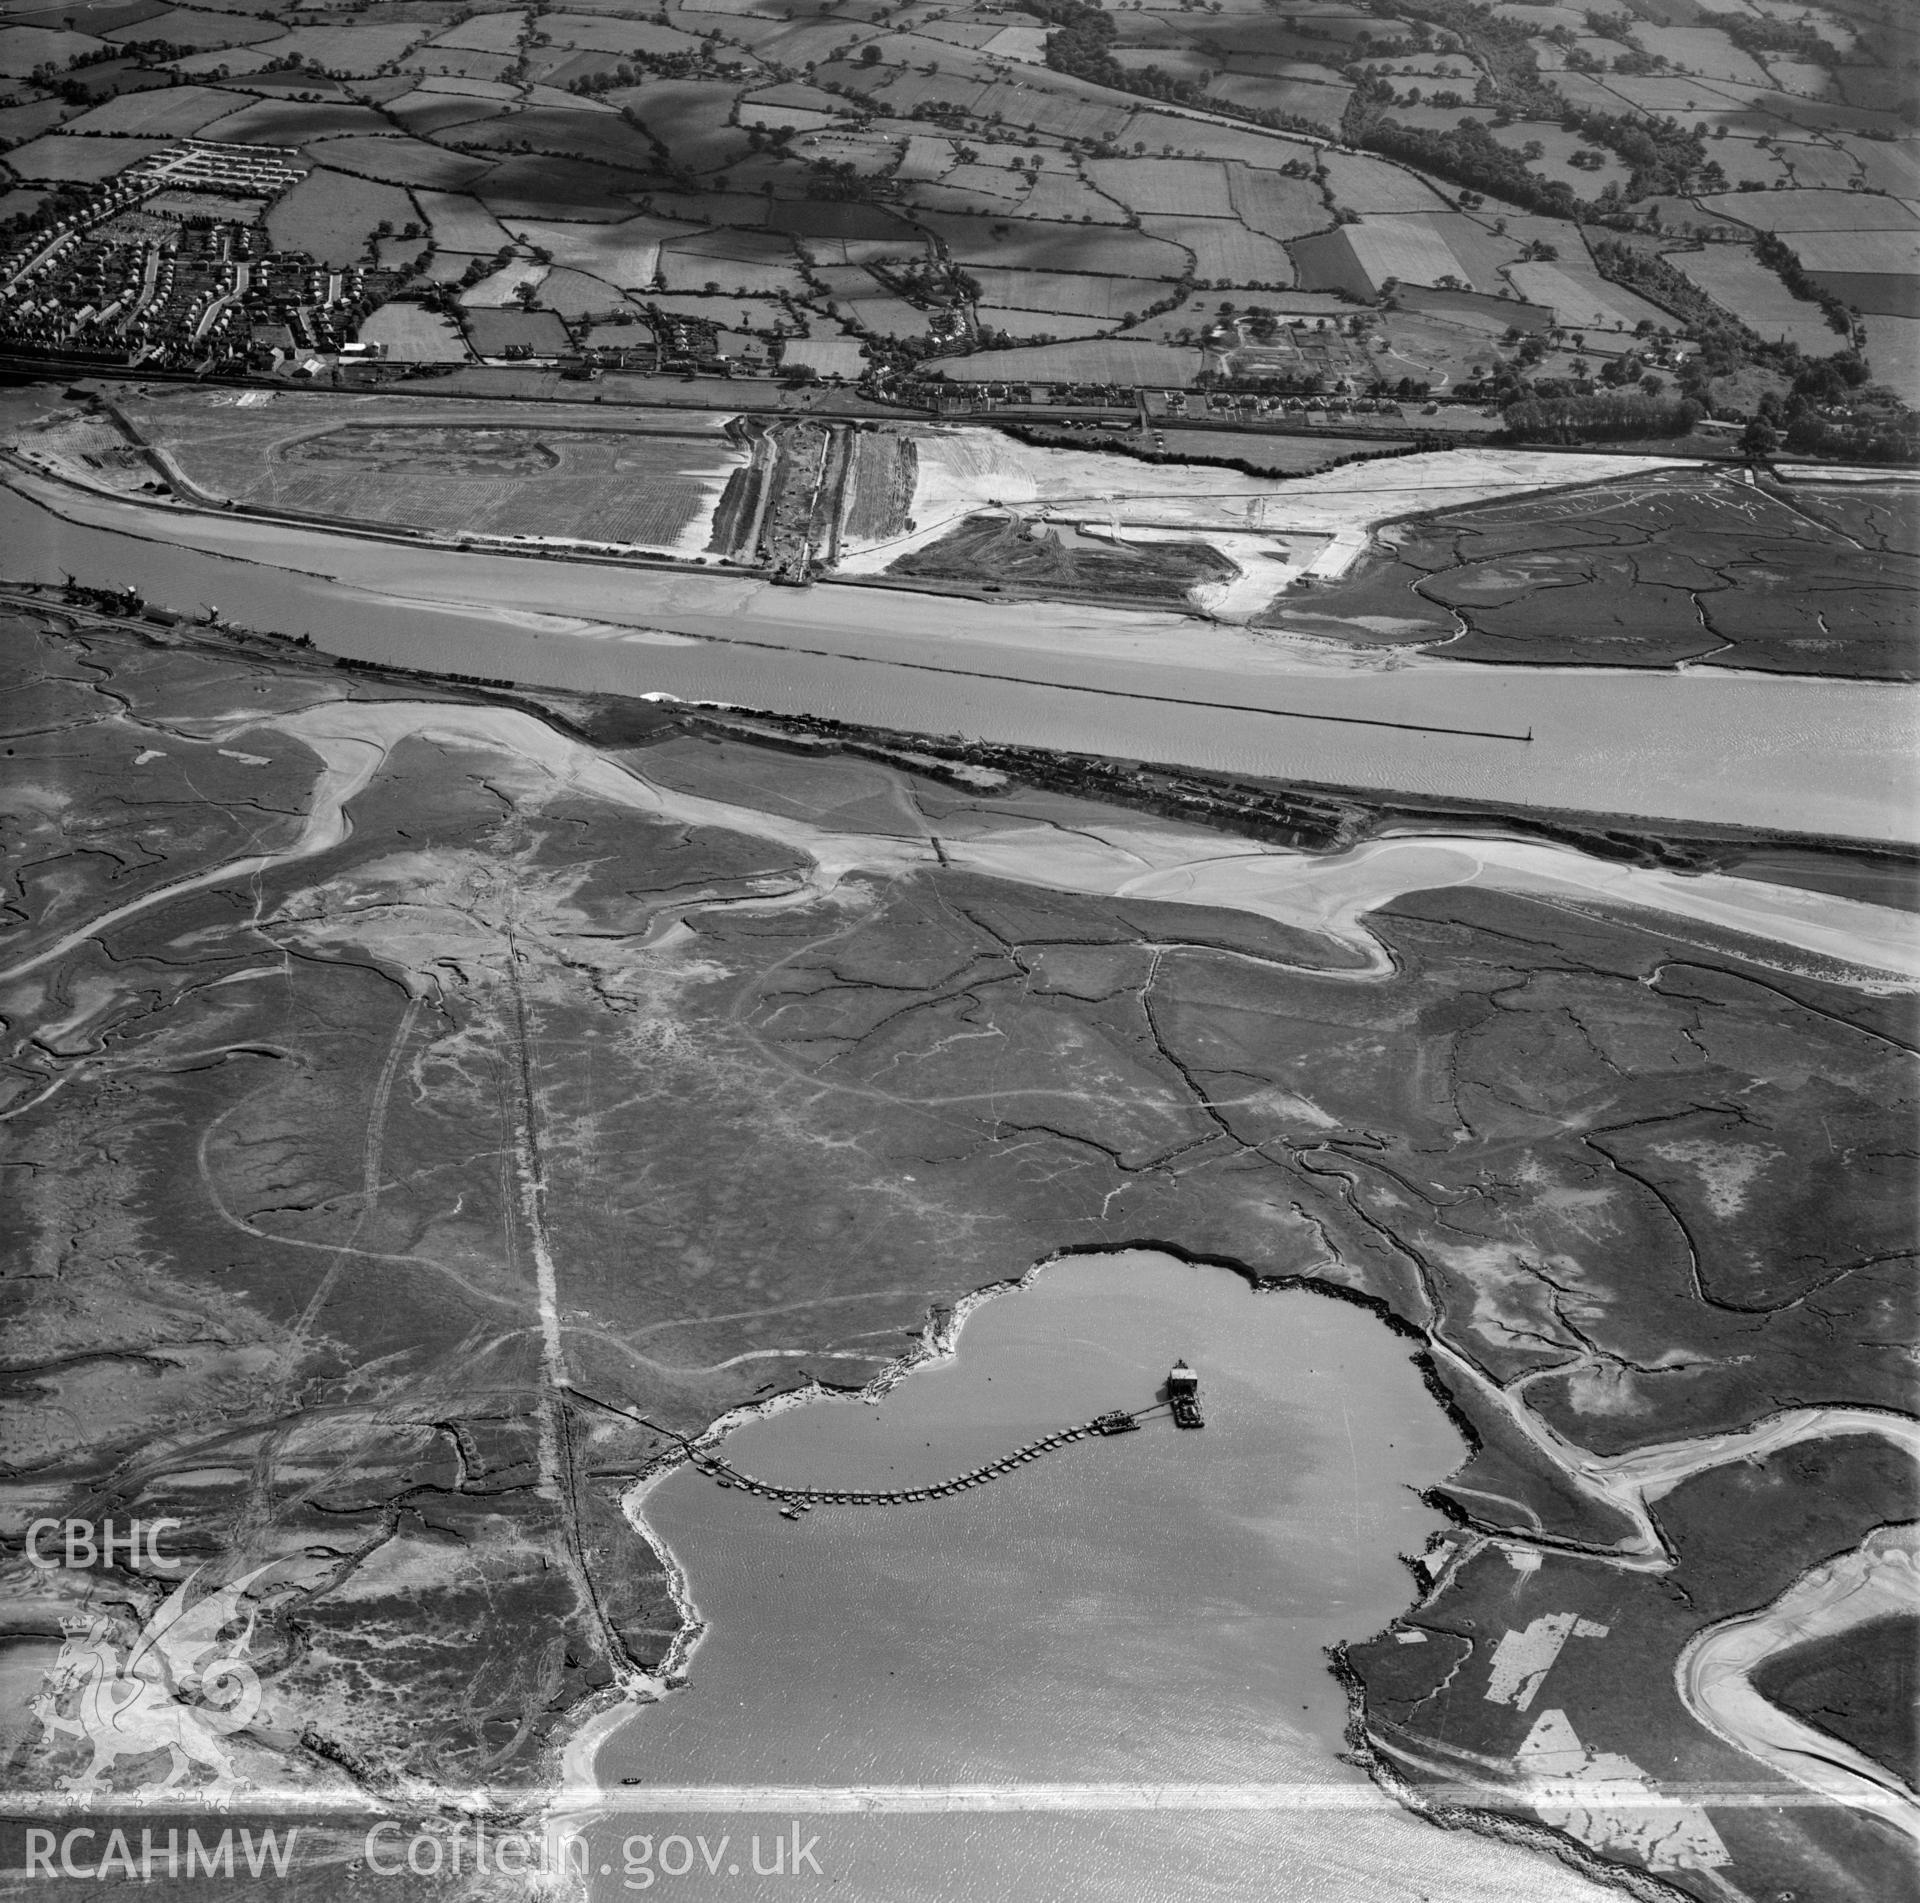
[693,1409,1168,1518]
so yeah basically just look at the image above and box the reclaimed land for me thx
[107,392,743,554]
[29,386,1911,681]
[3,600,1915,1903]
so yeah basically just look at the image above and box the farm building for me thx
[1290,219,1468,299]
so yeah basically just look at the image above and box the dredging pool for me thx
[584,1251,1621,1903]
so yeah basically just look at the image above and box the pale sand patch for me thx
[1485,1614,1610,1711]
[1304,524,1370,579]
[1515,1706,1732,1872]
[205,708,1920,990]
[836,434,1698,577]
[11,676,1913,1001]
[1645,1137,1781,1218]
[1074,521,1314,619]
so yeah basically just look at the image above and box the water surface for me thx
[586,1253,1615,1902]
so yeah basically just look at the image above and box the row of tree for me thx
[1346,109,1583,218]
[1752,227,1852,339]
[1502,390,1704,441]
[1700,10,1837,68]
[1018,0,1209,107]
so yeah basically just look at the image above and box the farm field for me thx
[658,242,804,297]
[967,268,1176,322]
[933,338,1207,384]
[5,134,174,182]
[459,257,551,308]
[60,84,238,138]
[402,46,517,83]
[266,167,416,268]
[418,189,516,254]
[1139,214,1298,286]
[0,0,1908,407]
[320,135,493,191]
[357,302,471,362]
[1859,315,1920,396]
[975,307,1105,341]
[1665,244,1845,354]
[464,307,572,356]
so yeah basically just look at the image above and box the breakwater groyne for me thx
[695,1408,1163,1516]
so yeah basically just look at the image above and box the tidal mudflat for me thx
[3,609,1911,1903]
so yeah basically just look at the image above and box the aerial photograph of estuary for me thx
[0,0,1915,1896]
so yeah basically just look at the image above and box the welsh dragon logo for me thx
[31,1567,273,1802]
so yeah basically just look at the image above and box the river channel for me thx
[5,478,1918,843]
[584,1252,1616,1902]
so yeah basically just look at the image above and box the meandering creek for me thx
[1681,1526,1920,1842]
